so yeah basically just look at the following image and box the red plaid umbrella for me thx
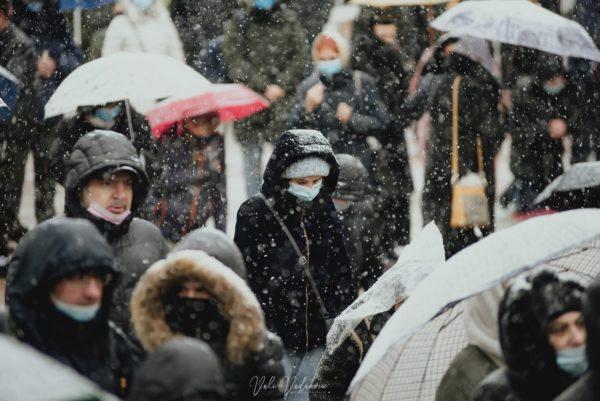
[145,84,269,139]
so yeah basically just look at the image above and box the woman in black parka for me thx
[234,129,356,396]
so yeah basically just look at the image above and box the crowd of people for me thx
[1,0,600,400]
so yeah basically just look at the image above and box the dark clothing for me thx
[282,0,333,44]
[169,0,238,65]
[0,22,37,257]
[50,108,155,184]
[553,373,598,401]
[234,130,356,352]
[288,70,389,176]
[131,250,286,401]
[435,345,500,401]
[222,5,309,143]
[400,54,502,257]
[339,200,384,291]
[145,132,227,242]
[352,29,413,248]
[510,80,579,211]
[473,272,583,401]
[128,337,226,401]
[63,130,168,339]
[5,217,138,397]
[309,321,373,401]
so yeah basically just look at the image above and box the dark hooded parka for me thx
[234,129,356,353]
[128,337,226,401]
[473,271,585,401]
[131,249,286,401]
[554,273,600,401]
[5,217,138,396]
[351,7,414,249]
[63,130,168,338]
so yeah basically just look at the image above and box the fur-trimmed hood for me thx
[130,250,265,365]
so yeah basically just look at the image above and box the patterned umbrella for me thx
[349,210,600,401]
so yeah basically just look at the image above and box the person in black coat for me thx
[50,102,157,183]
[131,240,286,401]
[144,113,227,242]
[234,129,356,400]
[5,217,139,397]
[351,8,413,253]
[332,154,385,291]
[554,273,600,401]
[128,337,226,401]
[473,271,587,401]
[63,130,168,341]
[288,31,389,181]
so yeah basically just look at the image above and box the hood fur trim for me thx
[130,250,265,364]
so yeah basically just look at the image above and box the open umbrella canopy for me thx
[145,84,270,138]
[44,52,210,119]
[430,0,600,62]
[534,162,600,210]
[348,209,600,400]
[327,222,445,352]
[350,0,449,6]
[0,334,119,401]
[59,0,115,11]
[0,65,19,123]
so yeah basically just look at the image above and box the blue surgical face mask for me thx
[52,297,101,322]
[133,0,154,11]
[543,81,566,95]
[318,59,343,78]
[253,0,276,10]
[288,181,323,202]
[94,105,122,122]
[556,346,589,377]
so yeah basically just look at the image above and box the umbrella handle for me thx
[73,7,82,46]
[125,98,136,145]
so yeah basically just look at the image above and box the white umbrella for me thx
[534,161,600,208]
[348,209,600,399]
[44,52,210,119]
[430,0,600,62]
[351,0,449,6]
[327,222,445,352]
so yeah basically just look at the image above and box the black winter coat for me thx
[288,70,389,165]
[128,337,226,401]
[234,130,356,352]
[144,132,227,242]
[510,80,579,195]
[50,108,156,183]
[5,217,139,397]
[63,130,168,339]
[0,23,37,139]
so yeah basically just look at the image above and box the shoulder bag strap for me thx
[258,194,333,328]
[451,75,463,183]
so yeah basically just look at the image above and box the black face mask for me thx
[164,297,229,344]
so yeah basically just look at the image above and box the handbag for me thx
[449,76,491,229]
[259,194,333,330]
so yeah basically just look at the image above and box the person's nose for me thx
[111,181,127,199]
[569,326,586,347]
[83,278,103,302]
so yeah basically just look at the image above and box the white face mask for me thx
[51,296,101,322]
[288,181,323,202]
[87,200,131,225]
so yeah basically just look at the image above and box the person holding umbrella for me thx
[144,112,227,242]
